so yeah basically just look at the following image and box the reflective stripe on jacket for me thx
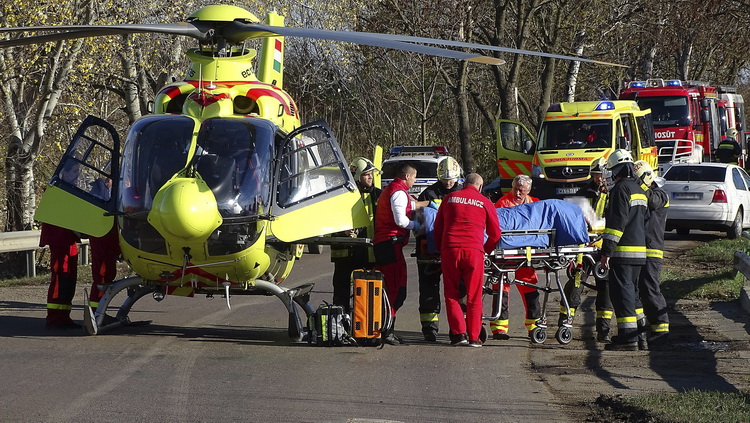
[601,177,647,264]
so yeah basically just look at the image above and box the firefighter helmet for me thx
[437,156,461,180]
[606,149,633,170]
[350,157,379,180]
[633,160,654,187]
[727,128,738,138]
[590,157,606,174]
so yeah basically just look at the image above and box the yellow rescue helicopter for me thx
[1,4,624,339]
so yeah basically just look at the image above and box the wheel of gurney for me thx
[555,326,573,345]
[530,327,547,344]
[479,325,487,343]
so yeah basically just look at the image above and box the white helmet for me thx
[350,157,379,180]
[437,156,462,180]
[633,160,654,187]
[606,149,634,170]
[727,128,738,138]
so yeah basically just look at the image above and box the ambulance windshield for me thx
[538,120,612,150]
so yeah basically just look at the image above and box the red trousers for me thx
[441,247,485,341]
[88,225,121,309]
[46,243,79,324]
[377,242,407,316]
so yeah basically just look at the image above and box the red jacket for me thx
[39,223,80,249]
[434,185,501,254]
[495,192,539,208]
[374,177,412,244]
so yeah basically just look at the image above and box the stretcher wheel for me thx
[555,327,573,345]
[530,327,547,344]
[479,325,488,343]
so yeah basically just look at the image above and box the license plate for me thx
[555,187,578,195]
[409,186,423,194]
[672,192,702,200]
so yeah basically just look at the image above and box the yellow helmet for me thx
[437,156,461,180]
[634,160,654,186]
[350,157,379,180]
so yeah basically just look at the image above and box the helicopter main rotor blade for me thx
[227,23,627,68]
[223,22,504,65]
[0,23,211,48]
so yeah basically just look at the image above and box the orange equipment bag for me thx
[351,269,384,343]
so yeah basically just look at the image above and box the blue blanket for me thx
[421,199,588,253]
[496,199,589,248]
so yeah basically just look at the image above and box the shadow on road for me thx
[572,294,743,393]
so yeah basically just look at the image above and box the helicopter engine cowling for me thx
[147,177,223,242]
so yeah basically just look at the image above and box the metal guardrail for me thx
[0,230,89,278]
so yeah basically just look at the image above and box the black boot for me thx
[596,317,611,343]
[382,318,404,345]
[637,318,648,351]
[421,321,438,342]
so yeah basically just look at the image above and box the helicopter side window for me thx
[277,130,347,208]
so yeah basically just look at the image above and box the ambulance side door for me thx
[496,120,536,192]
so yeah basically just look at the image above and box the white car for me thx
[662,163,750,238]
[380,146,452,196]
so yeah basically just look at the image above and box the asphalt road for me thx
[1,241,564,423]
[0,232,720,423]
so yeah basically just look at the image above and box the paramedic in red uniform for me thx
[41,161,83,329]
[434,173,501,347]
[87,177,122,316]
[490,174,542,339]
[40,223,81,329]
[374,163,420,345]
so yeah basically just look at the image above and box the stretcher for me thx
[483,228,600,344]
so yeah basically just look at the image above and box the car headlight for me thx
[532,164,544,179]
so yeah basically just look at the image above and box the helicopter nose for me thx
[148,177,223,241]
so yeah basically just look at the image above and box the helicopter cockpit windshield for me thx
[120,115,193,214]
[120,115,274,219]
[195,118,273,218]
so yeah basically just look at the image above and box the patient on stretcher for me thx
[417,198,590,251]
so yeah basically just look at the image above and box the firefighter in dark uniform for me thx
[600,149,648,351]
[330,157,381,312]
[633,160,670,350]
[559,157,615,342]
[715,128,741,164]
[415,156,462,341]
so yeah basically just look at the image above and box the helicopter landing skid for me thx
[253,280,315,342]
[84,277,155,336]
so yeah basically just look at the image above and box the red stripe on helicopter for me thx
[245,88,294,116]
[188,91,231,107]
[161,86,187,99]
[167,263,233,286]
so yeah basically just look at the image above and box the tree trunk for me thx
[564,31,585,103]
[455,61,474,173]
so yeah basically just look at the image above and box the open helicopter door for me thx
[270,121,369,242]
[35,116,120,238]
[496,119,537,192]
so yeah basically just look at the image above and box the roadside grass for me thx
[597,390,750,423]
[597,236,750,423]
[660,237,750,301]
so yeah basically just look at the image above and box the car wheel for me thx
[728,209,743,239]
[676,228,690,237]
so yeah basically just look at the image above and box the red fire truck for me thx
[619,79,746,170]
